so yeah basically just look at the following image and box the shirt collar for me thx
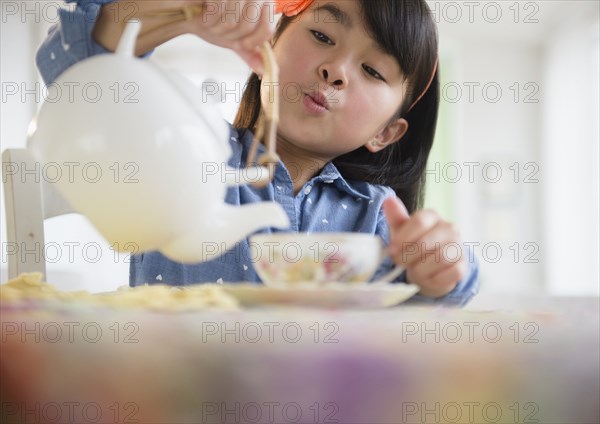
[313,162,372,201]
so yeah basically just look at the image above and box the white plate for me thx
[221,283,419,309]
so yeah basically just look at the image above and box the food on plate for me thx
[0,273,239,311]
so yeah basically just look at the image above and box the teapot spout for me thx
[159,203,290,264]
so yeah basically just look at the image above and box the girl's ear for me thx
[364,118,409,153]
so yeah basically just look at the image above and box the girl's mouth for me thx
[303,92,329,115]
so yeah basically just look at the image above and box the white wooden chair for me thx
[2,148,74,279]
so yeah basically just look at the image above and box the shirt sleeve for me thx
[373,207,480,307]
[36,0,152,85]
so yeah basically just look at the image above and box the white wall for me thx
[541,11,600,295]
[442,38,544,295]
[433,0,599,297]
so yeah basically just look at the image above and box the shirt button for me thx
[304,185,312,195]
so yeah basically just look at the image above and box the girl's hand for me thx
[182,0,277,74]
[383,197,468,298]
[95,1,276,70]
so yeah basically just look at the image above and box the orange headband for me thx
[275,0,314,16]
[406,56,438,113]
[275,0,437,112]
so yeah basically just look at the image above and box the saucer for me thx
[221,283,419,309]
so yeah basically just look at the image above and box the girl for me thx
[36,0,479,305]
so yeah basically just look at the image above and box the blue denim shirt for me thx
[35,0,479,306]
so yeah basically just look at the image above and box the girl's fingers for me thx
[204,1,272,39]
[235,45,265,74]
[389,209,441,256]
[411,260,468,298]
[403,224,462,266]
[406,242,465,283]
[196,0,226,28]
[233,3,276,73]
[419,221,460,248]
[238,3,277,50]
[395,223,459,268]
[396,209,440,242]
[386,205,466,297]
[410,221,461,266]
[190,0,275,72]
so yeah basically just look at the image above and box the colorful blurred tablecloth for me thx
[1,296,599,423]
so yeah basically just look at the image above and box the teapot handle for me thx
[116,20,142,58]
[245,43,281,188]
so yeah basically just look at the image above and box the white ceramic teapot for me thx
[27,21,289,263]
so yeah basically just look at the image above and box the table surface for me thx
[1,296,599,424]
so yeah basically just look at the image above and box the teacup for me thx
[249,233,404,287]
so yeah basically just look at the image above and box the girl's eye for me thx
[363,65,386,82]
[310,30,334,45]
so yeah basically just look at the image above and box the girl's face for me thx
[272,0,409,161]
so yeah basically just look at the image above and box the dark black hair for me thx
[235,0,439,213]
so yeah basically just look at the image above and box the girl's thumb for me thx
[383,197,410,227]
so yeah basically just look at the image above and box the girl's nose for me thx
[319,64,347,88]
